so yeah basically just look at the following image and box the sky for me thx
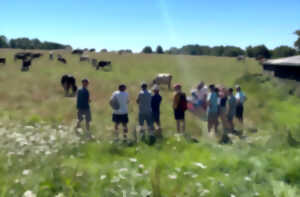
[1,0,300,52]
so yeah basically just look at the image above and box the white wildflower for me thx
[194,162,207,169]
[22,169,31,176]
[23,190,36,197]
[129,158,137,163]
[230,194,236,197]
[55,193,65,197]
[100,175,107,180]
[254,192,260,196]
[119,168,128,172]
[244,176,251,181]
[168,174,177,179]
[138,164,144,169]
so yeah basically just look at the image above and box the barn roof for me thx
[263,55,300,67]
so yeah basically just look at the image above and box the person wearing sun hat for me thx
[173,83,187,133]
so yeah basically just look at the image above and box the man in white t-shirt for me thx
[235,85,246,123]
[196,82,208,107]
[111,84,129,142]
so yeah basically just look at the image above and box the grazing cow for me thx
[0,58,6,65]
[153,73,172,90]
[96,61,111,70]
[80,56,90,62]
[49,52,54,60]
[72,49,84,55]
[236,55,245,61]
[31,53,42,59]
[91,59,98,67]
[58,56,67,64]
[61,74,77,96]
[21,59,32,71]
[14,52,32,61]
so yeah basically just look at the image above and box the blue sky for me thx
[1,0,300,51]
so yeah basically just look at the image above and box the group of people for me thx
[74,78,246,144]
[189,82,247,136]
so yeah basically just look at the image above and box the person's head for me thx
[152,85,160,94]
[228,88,233,95]
[209,84,215,92]
[197,82,204,90]
[235,85,241,92]
[119,84,126,92]
[82,78,89,88]
[174,84,182,92]
[141,82,148,90]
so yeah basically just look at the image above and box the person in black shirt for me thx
[151,85,162,136]
[76,78,92,138]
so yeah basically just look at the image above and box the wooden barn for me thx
[262,56,300,81]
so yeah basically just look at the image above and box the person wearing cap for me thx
[173,84,187,133]
[235,85,246,123]
[207,84,219,136]
[111,84,129,142]
[76,78,92,138]
[151,85,162,136]
[136,82,156,145]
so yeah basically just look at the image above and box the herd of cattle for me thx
[0,49,112,71]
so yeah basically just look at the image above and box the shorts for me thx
[152,111,160,123]
[78,109,92,122]
[174,109,185,120]
[236,104,244,120]
[139,113,154,127]
[227,113,235,121]
[207,111,218,122]
[112,114,129,124]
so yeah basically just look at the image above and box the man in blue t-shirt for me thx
[151,85,162,136]
[76,78,92,137]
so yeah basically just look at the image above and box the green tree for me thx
[156,45,164,54]
[272,46,297,58]
[142,46,152,54]
[295,30,300,51]
[0,35,8,48]
[246,45,271,58]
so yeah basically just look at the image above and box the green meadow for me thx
[0,49,300,197]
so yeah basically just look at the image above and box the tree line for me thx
[0,35,70,50]
[142,30,300,59]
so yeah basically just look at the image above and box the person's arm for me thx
[136,93,140,104]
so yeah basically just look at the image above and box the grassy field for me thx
[0,49,300,196]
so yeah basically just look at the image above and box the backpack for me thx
[109,95,120,110]
[179,93,188,111]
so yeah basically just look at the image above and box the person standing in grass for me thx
[173,84,187,133]
[76,78,92,138]
[151,85,162,137]
[110,84,129,142]
[207,84,219,136]
[137,82,156,145]
[235,85,246,124]
[227,88,236,131]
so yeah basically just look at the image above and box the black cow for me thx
[0,58,6,65]
[14,52,32,61]
[72,49,84,55]
[96,61,111,70]
[58,57,67,64]
[31,53,43,59]
[21,59,32,71]
[61,75,77,96]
